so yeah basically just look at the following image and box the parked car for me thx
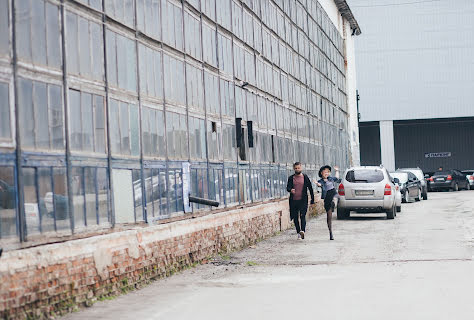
[390,171,422,203]
[461,170,474,190]
[398,167,428,200]
[427,170,470,191]
[337,166,398,220]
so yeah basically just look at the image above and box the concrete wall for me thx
[0,199,299,319]
[343,18,360,166]
[353,0,474,121]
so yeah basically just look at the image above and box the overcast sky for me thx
[346,0,474,122]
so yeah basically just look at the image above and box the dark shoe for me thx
[299,231,305,239]
[330,232,334,240]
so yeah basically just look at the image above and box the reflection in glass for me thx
[23,168,40,235]
[0,167,17,239]
[71,167,85,229]
[37,167,54,232]
[97,168,109,225]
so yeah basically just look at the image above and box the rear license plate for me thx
[356,190,374,196]
[436,178,444,181]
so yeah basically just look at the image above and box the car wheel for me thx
[422,190,428,200]
[396,205,401,213]
[453,183,459,192]
[337,207,350,220]
[386,205,395,219]
[415,189,421,201]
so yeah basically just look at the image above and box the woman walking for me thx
[317,165,341,240]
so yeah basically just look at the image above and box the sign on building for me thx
[424,152,451,158]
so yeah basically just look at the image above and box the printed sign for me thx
[424,152,451,158]
[182,162,192,213]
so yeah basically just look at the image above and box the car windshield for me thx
[346,169,384,183]
[435,171,452,176]
[409,170,423,180]
[390,172,408,183]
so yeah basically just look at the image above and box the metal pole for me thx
[11,0,27,242]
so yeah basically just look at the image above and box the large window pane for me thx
[33,82,49,149]
[52,167,69,230]
[71,167,85,229]
[69,89,82,150]
[137,0,161,41]
[0,167,17,239]
[23,168,39,235]
[97,168,110,225]
[84,167,97,226]
[37,167,54,232]
[0,0,9,57]
[0,82,11,139]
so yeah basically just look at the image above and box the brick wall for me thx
[0,199,319,319]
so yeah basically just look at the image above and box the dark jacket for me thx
[318,176,342,199]
[287,174,315,205]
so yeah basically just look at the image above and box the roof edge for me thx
[334,0,362,35]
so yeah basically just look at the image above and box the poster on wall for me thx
[424,152,452,158]
[182,162,192,213]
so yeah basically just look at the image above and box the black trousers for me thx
[290,200,307,233]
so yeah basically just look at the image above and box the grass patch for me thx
[246,261,258,266]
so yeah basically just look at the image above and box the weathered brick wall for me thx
[0,199,308,319]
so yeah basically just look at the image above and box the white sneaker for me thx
[300,231,305,240]
[297,234,302,240]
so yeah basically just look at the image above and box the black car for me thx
[427,170,470,191]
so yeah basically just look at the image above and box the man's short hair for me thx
[293,162,301,167]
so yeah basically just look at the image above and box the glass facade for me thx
[0,0,351,246]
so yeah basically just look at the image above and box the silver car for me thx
[337,166,398,220]
[398,167,428,200]
[462,170,474,190]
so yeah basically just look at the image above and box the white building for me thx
[351,0,474,171]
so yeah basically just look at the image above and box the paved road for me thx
[63,190,474,320]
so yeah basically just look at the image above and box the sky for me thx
[345,0,474,121]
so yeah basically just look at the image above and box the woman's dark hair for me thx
[318,165,332,178]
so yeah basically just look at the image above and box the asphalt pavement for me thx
[63,190,474,320]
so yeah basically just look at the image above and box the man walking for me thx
[287,162,315,240]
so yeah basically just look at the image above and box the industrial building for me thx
[0,0,360,316]
[0,0,360,248]
[353,0,474,172]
